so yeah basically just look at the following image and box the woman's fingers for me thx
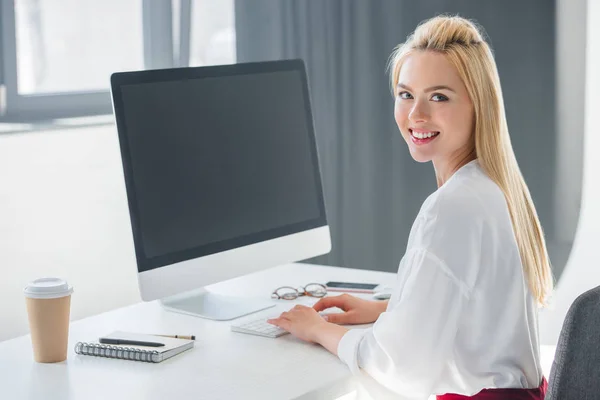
[321,311,351,324]
[313,294,349,312]
[278,311,291,320]
[312,297,333,311]
[276,305,308,321]
[267,317,291,330]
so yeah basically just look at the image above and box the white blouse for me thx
[337,159,543,399]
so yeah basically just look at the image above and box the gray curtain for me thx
[234,0,556,273]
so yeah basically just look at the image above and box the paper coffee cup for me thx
[24,278,73,363]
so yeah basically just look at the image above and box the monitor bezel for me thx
[110,59,328,273]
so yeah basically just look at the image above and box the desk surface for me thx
[0,263,398,400]
[0,263,556,400]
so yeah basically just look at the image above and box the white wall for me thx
[539,0,600,345]
[0,124,141,342]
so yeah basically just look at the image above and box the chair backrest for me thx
[546,285,600,399]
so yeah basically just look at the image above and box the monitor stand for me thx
[159,287,275,321]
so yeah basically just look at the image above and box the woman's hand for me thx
[267,304,350,355]
[267,305,330,343]
[313,294,388,325]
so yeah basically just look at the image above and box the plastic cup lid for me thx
[23,277,73,299]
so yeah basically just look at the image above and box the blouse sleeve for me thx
[337,247,471,398]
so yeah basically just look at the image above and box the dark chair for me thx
[546,285,600,399]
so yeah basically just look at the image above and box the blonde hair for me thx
[388,15,554,306]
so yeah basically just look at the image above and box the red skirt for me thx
[437,376,547,400]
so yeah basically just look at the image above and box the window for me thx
[188,0,235,67]
[15,0,144,94]
[172,0,235,68]
[0,0,236,122]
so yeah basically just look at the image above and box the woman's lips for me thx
[409,129,440,145]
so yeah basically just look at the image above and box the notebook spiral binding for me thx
[74,342,160,363]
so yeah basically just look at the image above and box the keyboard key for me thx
[231,316,289,338]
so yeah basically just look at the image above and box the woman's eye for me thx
[431,94,449,102]
[398,91,413,99]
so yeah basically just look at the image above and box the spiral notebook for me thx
[74,331,194,363]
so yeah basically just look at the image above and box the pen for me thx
[153,334,196,340]
[99,338,165,347]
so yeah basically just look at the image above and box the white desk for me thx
[0,263,556,400]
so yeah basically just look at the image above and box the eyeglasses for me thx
[271,283,327,300]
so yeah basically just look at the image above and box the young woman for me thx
[267,15,553,400]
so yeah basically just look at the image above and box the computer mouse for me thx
[372,292,392,300]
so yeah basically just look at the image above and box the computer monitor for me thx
[110,59,331,320]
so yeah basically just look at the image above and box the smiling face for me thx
[394,50,475,165]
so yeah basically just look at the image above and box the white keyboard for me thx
[231,316,289,338]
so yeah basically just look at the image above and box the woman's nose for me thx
[408,99,429,122]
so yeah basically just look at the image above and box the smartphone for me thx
[324,281,382,293]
